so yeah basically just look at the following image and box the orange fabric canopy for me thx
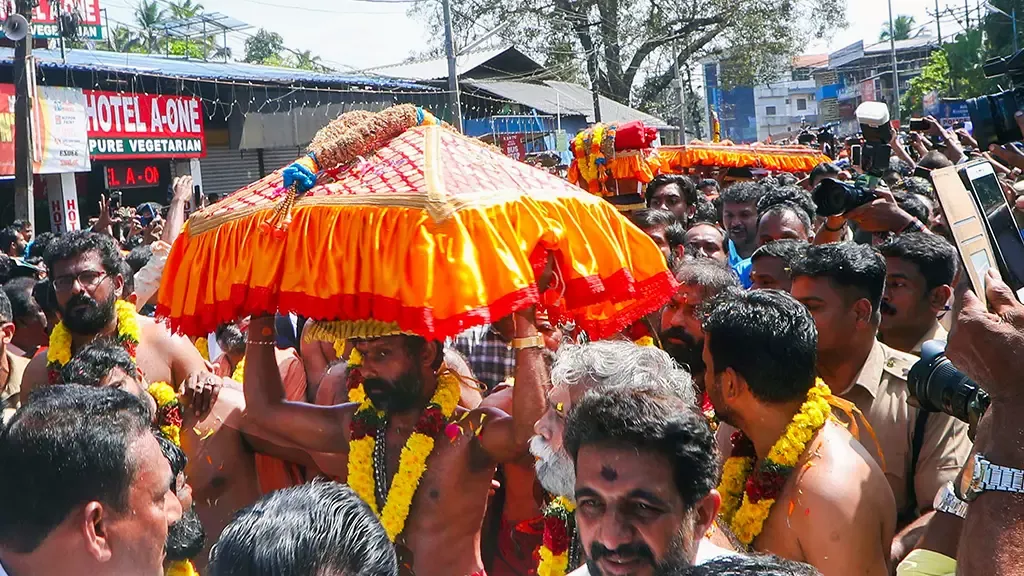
[657,142,830,173]
[157,107,677,340]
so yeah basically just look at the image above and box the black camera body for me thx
[812,177,875,217]
[967,49,1024,148]
[907,340,990,438]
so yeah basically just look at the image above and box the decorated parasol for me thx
[156,105,677,341]
[567,120,661,212]
[657,141,830,174]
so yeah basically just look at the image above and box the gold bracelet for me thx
[246,339,276,347]
[510,334,544,350]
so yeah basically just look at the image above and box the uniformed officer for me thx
[877,232,957,355]
[790,242,971,562]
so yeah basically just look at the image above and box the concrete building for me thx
[815,36,938,134]
[753,55,827,142]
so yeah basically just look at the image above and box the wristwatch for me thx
[956,452,1024,502]
[509,334,545,350]
[933,481,968,519]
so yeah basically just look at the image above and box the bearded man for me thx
[660,259,738,389]
[531,341,734,575]
[242,309,546,576]
[702,289,894,574]
[22,231,211,398]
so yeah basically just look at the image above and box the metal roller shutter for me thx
[200,146,262,198]
[261,148,303,177]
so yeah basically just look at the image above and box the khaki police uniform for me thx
[837,341,972,518]
[911,323,948,355]
[1,351,28,424]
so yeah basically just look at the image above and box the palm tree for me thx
[101,25,141,52]
[294,50,326,72]
[134,0,169,52]
[880,15,919,41]
[168,0,204,19]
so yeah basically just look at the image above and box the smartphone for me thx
[931,165,1002,307]
[850,145,862,166]
[910,118,930,132]
[913,166,933,182]
[958,161,1024,300]
[108,191,122,216]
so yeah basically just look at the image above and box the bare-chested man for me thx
[21,231,277,571]
[242,310,546,576]
[702,289,895,575]
[23,231,209,397]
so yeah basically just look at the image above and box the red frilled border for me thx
[157,268,679,342]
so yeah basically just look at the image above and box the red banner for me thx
[84,90,206,159]
[0,0,102,25]
[498,133,526,161]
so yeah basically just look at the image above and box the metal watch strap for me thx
[982,461,1024,494]
[934,482,968,519]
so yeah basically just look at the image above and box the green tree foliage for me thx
[983,0,1024,59]
[134,0,169,52]
[244,28,286,64]
[880,15,917,41]
[901,50,949,113]
[945,28,996,98]
[168,0,204,19]
[412,0,846,110]
[901,29,996,115]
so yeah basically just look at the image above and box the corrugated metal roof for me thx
[363,46,541,82]
[466,79,671,129]
[0,47,427,89]
[863,36,938,54]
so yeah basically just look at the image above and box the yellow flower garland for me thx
[231,357,245,383]
[345,347,461,542]
[147,380,198,576]
[47,300,141,383]
[194,337,210,362]
[716,380,832,546]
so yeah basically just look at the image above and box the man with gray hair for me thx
[530,340,734,574]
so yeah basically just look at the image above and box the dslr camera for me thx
[907,340,990,439]
[812,102,891,216]
[967,48,1024,148]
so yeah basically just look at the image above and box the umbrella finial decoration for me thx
[259,105,445,234]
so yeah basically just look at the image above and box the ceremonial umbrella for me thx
[156,105,677,341]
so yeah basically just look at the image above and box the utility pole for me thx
[888,0,902,122]
[14,0,35,226]
[966,0,971,28]
[674,42,687,144]
[441,0,463,132]
[588,47,602,122]
[935,0,943,43]
[1014,6,1019,53]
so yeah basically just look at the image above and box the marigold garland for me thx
[147,380,199,576]
[231,357,246,384]
[47,300,140,384]
[716,380,831,546]
[345,345,461,542]
[194,337,210,362]
[537,496,576,576]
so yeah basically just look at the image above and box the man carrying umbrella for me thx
[242,309,547,576]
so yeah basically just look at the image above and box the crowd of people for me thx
[0,110,1022,576]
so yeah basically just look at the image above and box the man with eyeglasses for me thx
[21,231,214,406]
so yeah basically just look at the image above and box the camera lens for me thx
[812,178,873,217]
[908,340,988,424]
